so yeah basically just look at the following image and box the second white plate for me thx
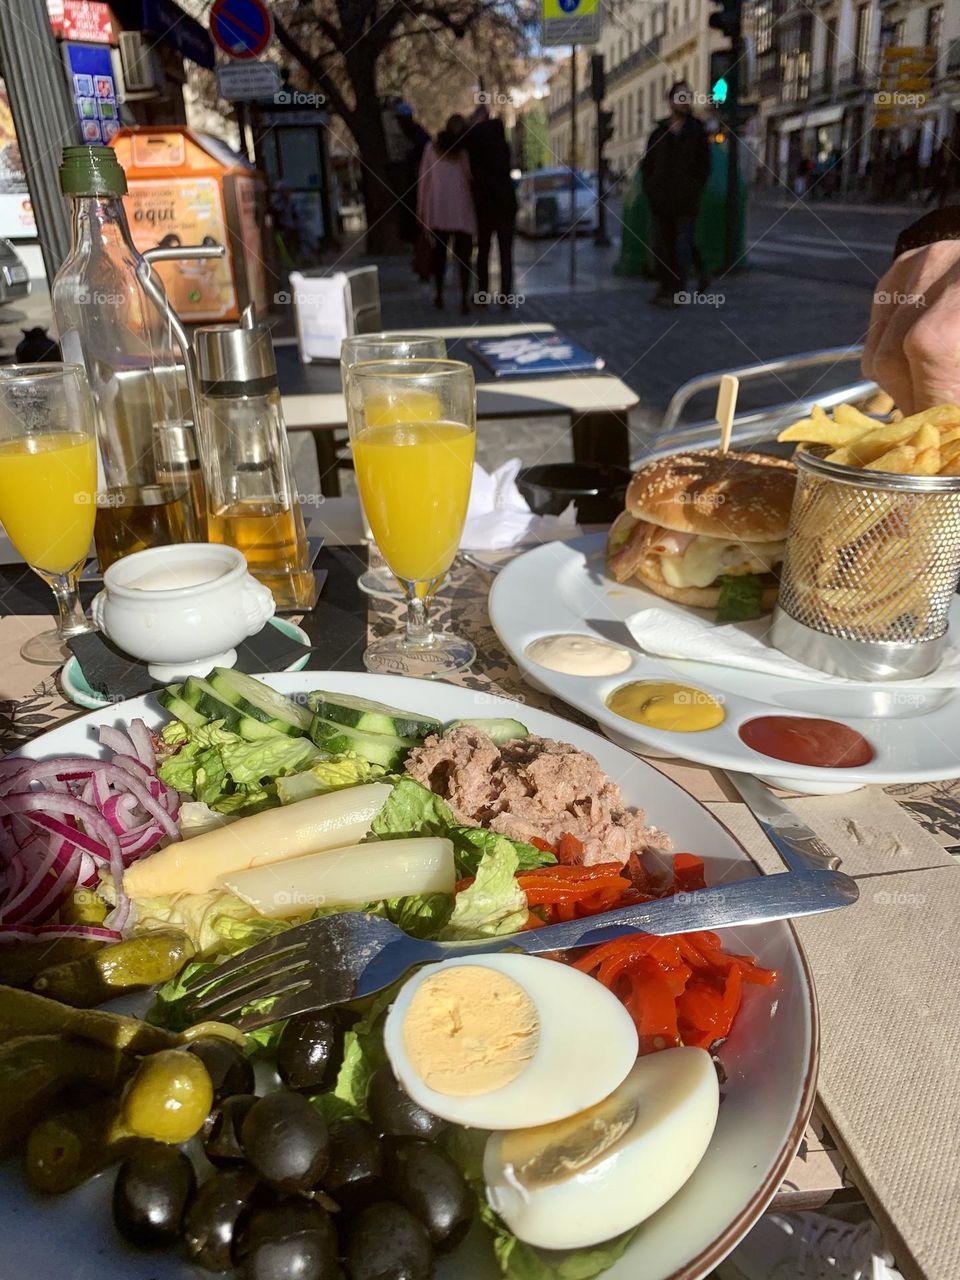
[489,534,960,793]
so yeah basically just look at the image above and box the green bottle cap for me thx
[59,144,127,197]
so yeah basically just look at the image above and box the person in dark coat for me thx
[641,81,711,307]
[466,104,518,307]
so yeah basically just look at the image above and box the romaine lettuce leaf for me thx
[371,777,456,837]
[276,756,387,805]
[451,826,555,876]
[217,736,326,785]
[134,887,292,958]
[440,835,528,940]
[717,572,764,623]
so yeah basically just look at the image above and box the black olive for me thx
[113,1142,196,1248]
[320,1118,383,1210]
[203,1093,259,1167]
[366,1065,446,1140]
[187,1037,256,1100]
[276,1013,344,1094]
[344,1201,433,1280]
[241,1090,329,1191]
[241,1202,341,1280]
[183,1168,266,1272]
[382,1137,473,1253]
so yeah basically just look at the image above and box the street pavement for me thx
[378,190,920,449]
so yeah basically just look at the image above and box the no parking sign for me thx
[210,0,274,60]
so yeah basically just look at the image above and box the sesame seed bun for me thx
[626,450,796,543]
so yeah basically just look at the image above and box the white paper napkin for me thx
[626,606,960,689]
[460,459,579,551]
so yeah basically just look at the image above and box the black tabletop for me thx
[274,336,606,398]
[0,545,371,675]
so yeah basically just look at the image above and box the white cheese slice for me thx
[123,782,395,900]
[660,536,786,589]
[221,837,456,917]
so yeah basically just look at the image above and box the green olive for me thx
[122,1049,214,1144]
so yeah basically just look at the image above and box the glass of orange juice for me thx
[340,334,446,600]
[0,365,98,663]
[346,358,476,676]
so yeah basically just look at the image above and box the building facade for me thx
[748,0,960,194]
[545,0,726,178]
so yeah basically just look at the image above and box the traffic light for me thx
[590,54,605,103]
[710,49,735,105]
[598,109,614,145]
[709,0,741,43]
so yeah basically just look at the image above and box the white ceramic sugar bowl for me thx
[91,544,276,681]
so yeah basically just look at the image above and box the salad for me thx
[0,671,777,1280]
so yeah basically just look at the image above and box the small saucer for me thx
[59,618,312,710]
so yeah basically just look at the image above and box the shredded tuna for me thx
[404,726,670,865]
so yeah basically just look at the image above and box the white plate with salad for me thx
[0,671,817,1280]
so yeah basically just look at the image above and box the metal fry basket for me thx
[771,448,960,681]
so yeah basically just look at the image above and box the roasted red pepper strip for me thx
[556,832,585,864]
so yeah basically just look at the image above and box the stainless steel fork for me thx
[182,868,858,1029]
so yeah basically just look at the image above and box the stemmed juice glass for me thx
[340,334,446,598]
[346,358,476,676]
[0,364,98,663]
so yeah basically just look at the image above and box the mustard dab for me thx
[606,681,725,733]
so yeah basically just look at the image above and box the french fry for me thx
[939,439,960,471]
[838,420,920,464]
[910,422,939,451]
[866,444,916,473]
[937,424,960,444]
[833,403,880,430]
[914,448,941,475]
[778,418,868,446]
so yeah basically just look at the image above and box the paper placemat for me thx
[709,789,960,1280]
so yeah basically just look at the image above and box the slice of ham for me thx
[607,519,697,582]
[648,529,697,556]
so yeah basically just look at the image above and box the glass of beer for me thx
[0,365,98,663]
[340,334,446,599]
[346,359,476,676]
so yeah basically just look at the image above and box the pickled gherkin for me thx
[31,930,194,1008]
[26,1099,134,1193]
[0,984,176,1054]
[0,1034,130,1157]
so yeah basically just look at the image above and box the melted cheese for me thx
[659,536,786,589]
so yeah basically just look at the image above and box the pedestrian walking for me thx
[417,114,477,314]
[640,81,711,308]
[467,103,518,308]
[394,101,430,244]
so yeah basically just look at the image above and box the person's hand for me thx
[863,239,960,416]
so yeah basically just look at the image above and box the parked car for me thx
[0,240,29,305]
[515,168,598,237]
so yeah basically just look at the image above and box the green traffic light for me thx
[712,76,728,105]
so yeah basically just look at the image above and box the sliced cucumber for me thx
[307,690,441,740]
[157,685,208,730]
[444,717,529,745]
[209,668,311,737]
[309,715,418,770]
[182,676,283,742]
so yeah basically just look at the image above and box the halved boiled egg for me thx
[382,954,638,1130]
[484,1046,719,1249]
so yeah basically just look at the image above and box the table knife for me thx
[725,770,845,874]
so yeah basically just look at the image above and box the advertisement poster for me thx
[48,0,114,43]
[125,177,235,320]
[0,80,36,238]
[63,42,118,144]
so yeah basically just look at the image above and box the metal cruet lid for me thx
[195,305,278,393]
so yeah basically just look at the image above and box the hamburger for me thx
[606,450,796,619]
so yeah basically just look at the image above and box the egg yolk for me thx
[402,965,540,1096]
[499,1092,639,1188]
